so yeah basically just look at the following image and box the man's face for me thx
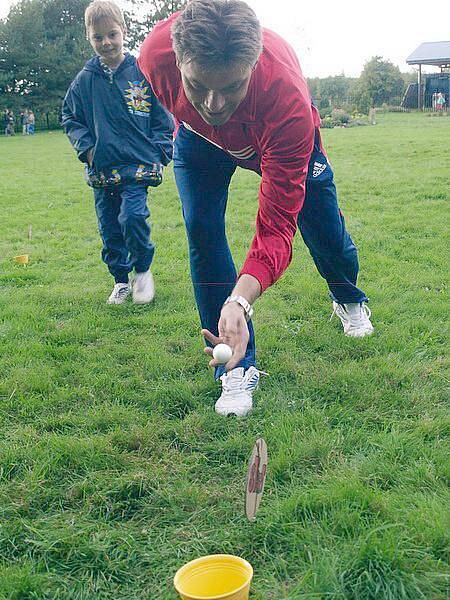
[179,60,254,126]
[88,19,125,68]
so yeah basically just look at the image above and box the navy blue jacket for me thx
[62,53,174,187]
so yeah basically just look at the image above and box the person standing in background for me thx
[27,110,36,135]
[21,110,29,135]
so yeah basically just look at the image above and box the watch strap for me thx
[224,295,254,321]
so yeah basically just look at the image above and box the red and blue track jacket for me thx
[138,13,322,291]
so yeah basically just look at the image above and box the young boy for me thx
[62,0,173,304]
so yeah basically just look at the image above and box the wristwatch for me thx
[223,295,254,321]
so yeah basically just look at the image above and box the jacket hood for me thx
[83,52,135,75]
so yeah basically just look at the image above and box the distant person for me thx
[138,0,374,417]
[9,110,15,135]
[436,92,446,111]
[4,110,15,136]
[432,92,437,111]
[3,110,10,136]
[20,110,28,135]
[62,0,174,305]
[26,110,35,135]
[368,107,376,125]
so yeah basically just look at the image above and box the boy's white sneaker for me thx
[215,366,261,417]
[107,283,131,305]
[132,270,155,304]
[331,301,374,337]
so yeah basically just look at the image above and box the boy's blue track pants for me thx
[94,183,154,284]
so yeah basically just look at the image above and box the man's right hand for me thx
[202,300,250,371]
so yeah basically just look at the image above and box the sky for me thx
[1,0,449,78]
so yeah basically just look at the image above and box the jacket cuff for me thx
[239,258,275,293]
[77,145,95,163]
[78,148,90,163]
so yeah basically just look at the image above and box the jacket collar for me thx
[84,52,134,76]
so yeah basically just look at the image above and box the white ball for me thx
[213,343,233,364]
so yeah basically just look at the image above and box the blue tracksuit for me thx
[62,54,174,282]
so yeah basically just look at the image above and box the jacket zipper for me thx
[213,125,225,148]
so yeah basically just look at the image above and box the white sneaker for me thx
[132,270,155,304]
[331,301,374,337]
[215,366,261,417]
[107,283,131,305]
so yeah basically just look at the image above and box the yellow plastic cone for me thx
[13,254,29,265]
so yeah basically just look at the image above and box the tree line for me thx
[0,0,415,130]
[0,0,186,129]
[308,60,416,116]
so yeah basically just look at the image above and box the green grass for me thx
[0,112,449,599]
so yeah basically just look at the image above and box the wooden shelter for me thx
[406,41,450,109]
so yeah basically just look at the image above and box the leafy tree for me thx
[307,77,320,102]
[348,79,371,114]
[307,74,356,117]
[0,0,187,122]
[358,56,405,107]
[401,70,417,88]
[0,0,91,116]
[319,75,351,109]
[123,0,187,50]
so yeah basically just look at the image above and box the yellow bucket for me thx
[174,554,253,600]
[13,254,29,265]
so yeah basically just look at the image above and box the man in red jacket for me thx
[138,0,374,416]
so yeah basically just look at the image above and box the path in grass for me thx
[0,112,448,598]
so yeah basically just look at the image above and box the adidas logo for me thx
[312,161,327,178]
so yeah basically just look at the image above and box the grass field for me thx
[0,112,449,599]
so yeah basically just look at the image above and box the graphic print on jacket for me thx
[125,80,152,116]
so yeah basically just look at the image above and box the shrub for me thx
[319,106,332,119]
[321,109,369,129]
[321,109,355,128]
[331,108,351,124]
[319,97,330,110]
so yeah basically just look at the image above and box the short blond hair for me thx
[85,1,126,32]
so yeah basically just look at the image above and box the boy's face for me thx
[88,18,125,67]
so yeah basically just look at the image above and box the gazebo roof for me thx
[406,41,450,66]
